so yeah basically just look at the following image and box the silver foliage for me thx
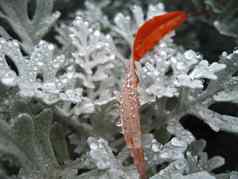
[78,1,111,28]
[109,2,237,140]
[0,38,81,104]
[0,0,60,52]
[185,140,225,173]
[66,14,124,116]
[113,3,165,45]
[0,0,237,179]
[143,134,188,166]
[70,16,117,90]
[77,137,137,179]
[80,136,221,179]
[68,2,237,178]
[139,38,226,98]
[143,135,223,177]
[0,109,60,179]
[150,171,215,179]
[214,50,238,103]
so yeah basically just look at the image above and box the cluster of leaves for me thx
[0,0,238,179]
[190,0,238,39]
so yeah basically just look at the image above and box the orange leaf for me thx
[133,11,187,61]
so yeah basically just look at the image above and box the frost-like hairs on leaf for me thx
[0,38,82,104]
[0,0,60,52]
[139,38,226,98]
[68,15,123,115]
[113,2,165,45]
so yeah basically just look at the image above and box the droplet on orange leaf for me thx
[133,11,187,61]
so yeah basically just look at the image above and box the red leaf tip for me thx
[133,11,187,61]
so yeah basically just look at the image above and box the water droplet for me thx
[12,41,19,47]
[171,138,186,147]
[61,78,68,84]
[37,62,44,66]
[53,63,60,68]
[222,51,228,57]
[160,42,167,48]
[90,143,98,150]
[106,34,111,39]
[151,143,160,152]
[84,21,89,26]
[69,34,76,39]
[184,50,197,60]
[159,50,167,57]
[144,156,148,161]
[66,72,74,79]
[160,152,170,159]
[116,120,122,127]
[96,43,103,49]
[158,3,165,10]
[33,66,38,71]
[48,44,55,51]
[125,16,130,21]
[109,54,115,60]
[174,161,186,169]
[98,143,104,148]
[94,30,100,37]
[1,71,17,86]
[0,38,6,44]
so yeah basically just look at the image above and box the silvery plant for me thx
[0,0,237,179]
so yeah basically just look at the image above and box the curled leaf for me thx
[133,11,187,61]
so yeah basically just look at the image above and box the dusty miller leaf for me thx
[50,123,70,164]
[0,109,60,179]
[113,2,165,45]
[186,140,225,173]
[151,171,215,179]
[84,137,137,179]
[139,42,226,98]
[0,38,82,104]
[0,0,60,52]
